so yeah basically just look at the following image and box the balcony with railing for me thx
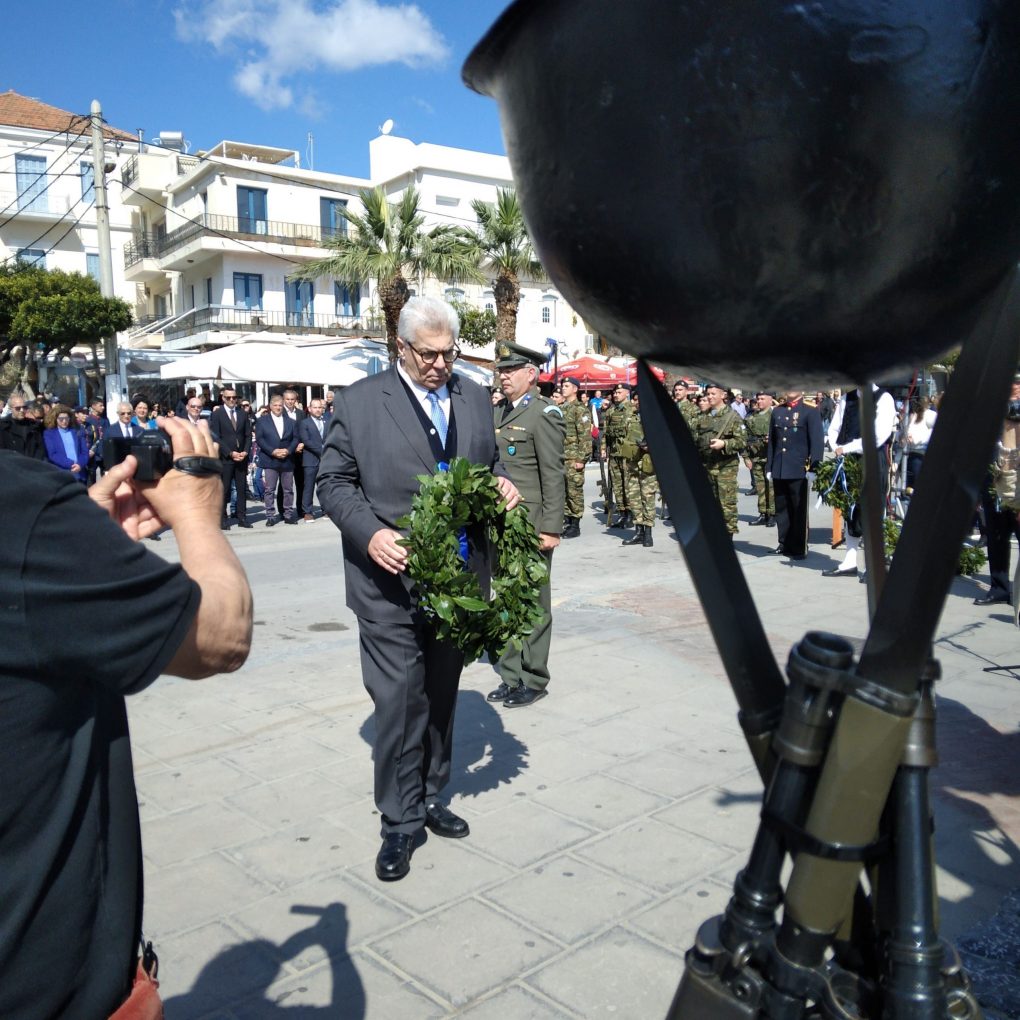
[155,213,342,262]
[163,305,365,343]
[119,152,201,204]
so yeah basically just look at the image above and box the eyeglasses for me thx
[187,403,203,410]
[406,342,460,365]
[118,410,133,416]
[56,415,70,421]
[9,404,25,412]
[221,394,237,401]
[241,403,251,409]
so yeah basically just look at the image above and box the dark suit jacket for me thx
[106,421,143,440]
[317,367,508,624]
[255,413,298,468]
[767,401,823,479]
[209,406,252,460]
[297,415,327,466]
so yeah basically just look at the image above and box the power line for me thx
[2,196,95,266]
[3,114,91,161]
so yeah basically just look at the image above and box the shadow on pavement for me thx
[163,903,365,1018]
[447,689,529,799]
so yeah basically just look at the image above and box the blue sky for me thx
[4,0,512,179]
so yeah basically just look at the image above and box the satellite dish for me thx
[380,118,394,135]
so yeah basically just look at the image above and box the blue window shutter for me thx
[16,155,48,212]
[86,253,100,281]
[81,162,95,202]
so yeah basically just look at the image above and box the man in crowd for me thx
[621,393,659,548]
[256,394,299,526]
[559,375,590,538]
[0,393,45,459]
[745,391,776,526]
[210,386,253,530]
[110,402,142,439]
[317,297,520,882]
[768,390,823,559]
[0,414,252,1019]
[694,382,747,535]
[489,342,565,708]
[85,396,107,482]
[184,395,205,426]
[297,397,329,520]
[603,383,636,528]
[824,384,897,578]
[282,387,307,517]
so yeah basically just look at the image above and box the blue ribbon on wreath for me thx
[821,455,856,519]
[437,461,470,563]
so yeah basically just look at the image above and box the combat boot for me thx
[643,525,654,548]
[765,515,776,527]
[622,525,645,546]
[619,510,634,529]
[562,516,581,538]
[749,514,767,526]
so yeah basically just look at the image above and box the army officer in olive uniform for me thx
[488,342,566,708]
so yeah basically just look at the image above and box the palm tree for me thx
[469,188,545,344]
[292,186,481,357]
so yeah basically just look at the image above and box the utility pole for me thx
[90,99,121,412]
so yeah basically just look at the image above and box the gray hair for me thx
[398,296,460,346]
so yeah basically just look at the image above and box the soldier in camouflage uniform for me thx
[744,392,776,526]
[602,383,634,528]
[621,402,659,547]
[693,382,746,534]
[675,380,701,431]
[559,376,590,538]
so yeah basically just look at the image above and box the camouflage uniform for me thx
[623,412,659,527]
[561,397,591,519]
[743,407,775,517]
[678,398,700,432]
[603,397,634,518]
[693,406,746,534]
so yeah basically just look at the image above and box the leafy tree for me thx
[468,188,545,344]
[451,300,497,349]
[0,262,132,366]
[292,186,482,358]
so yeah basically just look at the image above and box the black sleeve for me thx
[23,474,200,695]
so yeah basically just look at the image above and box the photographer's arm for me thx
[90,416,252,679]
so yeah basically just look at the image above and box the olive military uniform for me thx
[561,396,590,522]
[622,408,659,546]
[493,354,566,695]
[603,394,634,523]
[744,406,775,520]
[693,405,746,534]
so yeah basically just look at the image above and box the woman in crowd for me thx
[132,397,159,431]
[904,396,937,492]
[42,404,89,483]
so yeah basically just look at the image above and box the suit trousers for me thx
[358,616,465,836]
[774,478,810,556]
[497,548,553,691]
[301,459,320,513]
[221,458,249,523]
[263,466,294,520]
[981,487,1020,600]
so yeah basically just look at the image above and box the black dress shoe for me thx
[425,801,470,838]
[221,519,231,530]
[375,833,414,881]
[765,515,776,527]
[238,521,253,529]
[788,552,807,561]
[503,685,548,708]
[266,517,279,527]
[822,566,858,578]
[487,681,515,703]
[284,516,299,525]
[974,593,1010,606]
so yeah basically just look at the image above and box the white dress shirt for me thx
[396,361,450,422]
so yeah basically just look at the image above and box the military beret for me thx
[612,382,632,391]
[494,341,546,369]
[561,375,581,387]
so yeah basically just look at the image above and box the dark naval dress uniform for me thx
[767,398,823,558]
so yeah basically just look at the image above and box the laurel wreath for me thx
[396,457,549,665]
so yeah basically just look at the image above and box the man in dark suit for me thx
[109,402,143,440]
[210,387,253,529]
[255,394,299,526]
[767,390,823,559]
[317,297,521,882]
[297,397,328,520]
[282,387,308,517]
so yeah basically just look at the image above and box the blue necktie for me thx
[426,392,448,447]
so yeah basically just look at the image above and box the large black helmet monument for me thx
[464,0,1020,388]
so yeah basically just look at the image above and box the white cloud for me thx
[175,0,449,110]
[411,96,435,115]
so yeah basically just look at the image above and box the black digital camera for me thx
[102,429,174,481]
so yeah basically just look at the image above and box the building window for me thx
[233,272,263,309]
[236,186,268,234]
[320,197,348,240]
[287,280,315,326]
[541,294,557,327]
[154,294,168,318]
[335,282,361,317]
[15,154,48,212]
[17,247,46,268]
[189,284,195,310]
[436,195,460,207]
[205,277,213,306]
[541,307,551,324]
[85,252,100,281]
[80,161,95,202]
[485,302,494,313]
[445,287,465,301]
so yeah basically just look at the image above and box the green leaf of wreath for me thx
[396,457,549,664]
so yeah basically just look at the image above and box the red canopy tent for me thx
[624,361,666,385]
[539,355,625,387]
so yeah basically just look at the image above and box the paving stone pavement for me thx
[131,466,1020,1019]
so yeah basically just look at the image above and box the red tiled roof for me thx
[0,90,135,142]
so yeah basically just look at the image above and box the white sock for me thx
[839,537,859,572]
